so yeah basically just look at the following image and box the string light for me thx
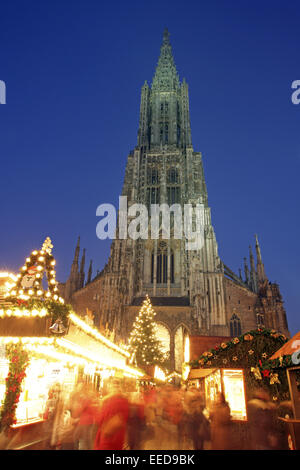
[0,307,48,318]
[69,312,130,358]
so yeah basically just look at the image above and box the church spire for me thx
[79,248,86,289]
[255,234,267,283]
[87,259,93,285]
[74,236,80,264]
[138,29,192,149]
[64,236,81,302]
[151,28,179,91]
[244,257,250,285]
[249,245,258,293]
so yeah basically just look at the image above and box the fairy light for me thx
[154,365,166,382]
[69,312,130,358]
[0,337,55,345]
[0,272,18,282]
[184,335,190,363]
[24,343,89,367]
[0,307,48,318]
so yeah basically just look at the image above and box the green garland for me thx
[0,342,30,434]
[3,298,72,329]
[189,328,290,401]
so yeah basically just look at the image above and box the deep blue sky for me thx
[0,1,299,335]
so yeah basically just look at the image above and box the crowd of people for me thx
[34,379,289,451]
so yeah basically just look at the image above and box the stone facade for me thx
[59,30,290,371]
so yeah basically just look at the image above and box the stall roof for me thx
[188,368,216,379]
[270,331,300,360]
[189,335,231,361]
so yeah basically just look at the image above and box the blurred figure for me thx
[127,392,146,450]
[48,385,77,450]
[43,383,63,449]
[94,378,129,450]
[159,386,183,449]
[181,388,210,450]
[209,392,233,450]
[247,388,281,450]
[70,382,99,450]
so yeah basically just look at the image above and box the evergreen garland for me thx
[189,328,291,401]
[0,342,30,433]
[1,298,71,329]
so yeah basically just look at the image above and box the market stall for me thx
[185,366,247,421]
[184,328,290,428]
[269,331,300,450]
[0,238,144,447]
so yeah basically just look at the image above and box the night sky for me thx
[0,1,299,335]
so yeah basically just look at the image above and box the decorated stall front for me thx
[0,238,144,441]
[185,328,290,423]
[269,331,300,450]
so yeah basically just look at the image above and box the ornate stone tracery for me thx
[62,30,290,370]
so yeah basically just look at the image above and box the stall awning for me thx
[270,331,300,360]
[188,368,216,380]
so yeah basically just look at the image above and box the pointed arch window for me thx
[146,187,160,211]
[151,242,174,284]
[230,314,242,337]
[147,167,159,185]
[256,312,265,328]
[167,168,179,184]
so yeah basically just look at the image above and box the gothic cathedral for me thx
[60,30,289,371]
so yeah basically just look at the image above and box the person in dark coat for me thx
[247,388,281,450]
[180,389,210,450]
[209,392,233,450]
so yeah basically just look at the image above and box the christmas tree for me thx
[128,295,167,369]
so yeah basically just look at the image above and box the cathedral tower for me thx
[64,30,289,371]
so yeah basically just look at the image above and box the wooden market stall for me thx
[185,366,248,422]
[183,328,291,449]
[269,331,300,450]
[0,239,144,449]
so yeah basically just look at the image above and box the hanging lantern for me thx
[49,318,66,334]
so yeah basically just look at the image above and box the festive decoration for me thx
[128,295,167,369]
[189,328,290,401]
[49,318,66,334]
[0,298,71,330]
[5,237,64,303]
[2,238,72,332]
[270,373,281,385]
[251,367,262,380]
[0,342,30,433]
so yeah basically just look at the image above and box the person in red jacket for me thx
[94,379,130,450]
[71,382,99,450]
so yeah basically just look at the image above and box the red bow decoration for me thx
[16,299,27,306]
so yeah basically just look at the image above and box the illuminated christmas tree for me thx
[128,295,166,368]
